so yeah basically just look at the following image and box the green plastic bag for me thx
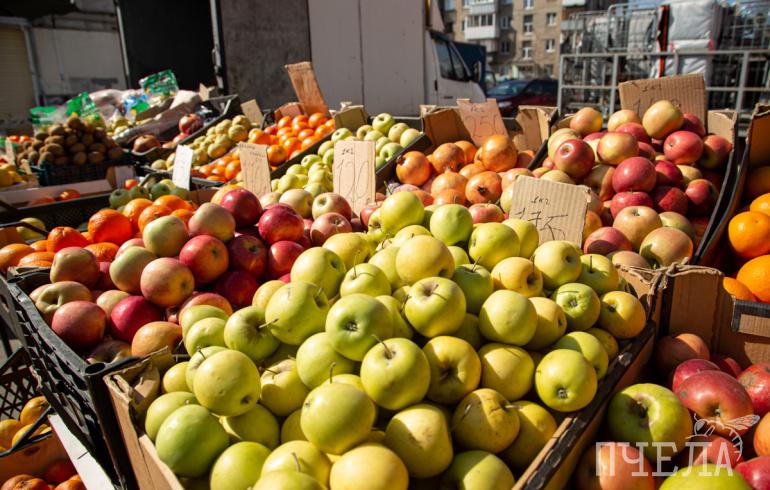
[29,106,61,132]
[140,69,179,106]
[65,92,105,128]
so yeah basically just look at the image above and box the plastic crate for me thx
[7,270,138,489]
[33,153,135,187]
[0,194,110,231]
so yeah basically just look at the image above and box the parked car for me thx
[487,79,558,116]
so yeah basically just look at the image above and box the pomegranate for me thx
[430,143,464,173]
[478,134,517,172]
[395,151,431,186]
[465,171,502,204]
[431,171,468,196]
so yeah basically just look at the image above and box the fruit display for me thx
[0,162,29,188]
[1,460,83,490]
[0,396,51,451]
[108,174,190,210]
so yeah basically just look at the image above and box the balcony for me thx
[465,25,499,40]
[467,1,497,15]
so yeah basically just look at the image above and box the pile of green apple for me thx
[270,113,423,196]
[143,191,647,489]
[108,176,190,210]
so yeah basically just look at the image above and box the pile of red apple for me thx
[541,102,732,269]
[575,332,769,489]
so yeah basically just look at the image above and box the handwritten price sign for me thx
[172,145,194,190]
[239,143,271,197]
[457,98,508,147]
[333,140,375,214]
[507,176,589,246]
[241,99,263,126]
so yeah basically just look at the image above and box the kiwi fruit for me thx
[81,134,94,146]
[64,134,78,147]
[69,143,86,154]
[87,151,104,164]
[66,116,84,130]
[39,151,54,164]
[46,135,65,146]
[28,151,39,164]
[107,147,123,160]
[31,140,44,151]
[48,124,65,136]
[34,131,48,141]
[88,142,106,153]
[21,141,32,150]
[54,156,70,166]
[105,139,117,149]
[72,152,87,165]
[93,128,106,141]
[82,122,94,134]
[47,143,65,156]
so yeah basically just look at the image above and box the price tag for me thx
[239,142,271,196]
[198,83,213,101]
[114,165,135,189]
[5,140,15,166]
[456,98,508,147]
[241,99,263,126]
[333,140,375,214]
[285,62,329,116]
[507,176,589,246]
[172,145,194,190]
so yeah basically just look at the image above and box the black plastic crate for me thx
[0,194,110,231]
[8,270,138,489]
[33,153,135,187]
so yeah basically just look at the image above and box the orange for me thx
[30,240,48,252]
[301,136,317,150]
[20,396,48,426]
[747,167,770,201]
[225,161,241,181]
[88,209,133,245]
[728,211,770,259]
[85,242,119,262]
[47,227,89,252]
[308,112,326,129]
[267,145,287,165]
[0,244,33,272]
[0,419,21,448]
[153,195,192,212]
[291,121,309,134]
[137,205,172,232]
[723,277,756,301]
[276,116,292,129]
[19,260,51,268]
[17,252,54,266]
[750,193,770,217]
[123,198,153,229]
[171,209,194,227]
[282,137,300,154]
[738,255,770,303]
[249,129,270,145]
[297,128,315,140]
[58,189,81,201]
[264,125,278,136]
[315,126,329,138]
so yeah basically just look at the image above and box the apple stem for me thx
[291,452,301,472]
[352,264,358,279]
[258,319,277,330]
[471,256,481,273]
[371,334,393,359]
[451,404,472,431]
[264,369,278,375]
[329,361,337,382]
[504,403,522,411]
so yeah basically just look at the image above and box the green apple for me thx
[145,392,197,441]
[286,163,307,176]
[162,362,190,393]
[262,439,332,483]
[423,336,481,405]
[396,235,455,284]
[452,264,493,315]
[324,232,372,269]
[586,327,619,359]
[291,248,346,299]
[325,293,393,361]
[280,409,305,443]
[304,183,325,197]
[532,240,583,290]
[361,337,430,410]
[329,443,409,490]
[185,346,226,391]
[577,254,619,295]
[331,128,353,142]
[375,295,413,339]
[170,186,189,200]
[452,388,520,453]
[301,382,376,455]
[209,442,271,490]
[392,285,410,303]
[372,113,396,134]
[384,403,453,478]
[375,156,387,169]
[442,450,515,490]
[277,174,303,192]
[660,464,751,489]
[551,282,601,331]
[448,246,470,266]
[150,182,172,200]
[109,189,131,209]
[265,281,330,345]
[499,401,558,470]
[194,349,261,416]
[430,204,473,246]
[262,343,298,368]
[128,185,150,200]
[109,246,156,294]
[421,204,436,228]
[180,305,229,336]
[368,246,404,290]
[454,314,484,350]
[535,349,597,412]
[391,224,431,246]
[598,291,646,339]
[223,306,279,363]
[295,332,357,388]
[322,148,335,166]
[400,128,422,147]
[404,277,466,337]
[607,383,693,461]
[155,405,229,478]
[339,263,391,297]
[387,122,410,143]
[380,142,403,161]
[380,192,424,234]
[317,139,335,155]
[490,257,543,297]
[478,343,534,401]
[503,219,539,259]
[469,223,520,271]
[525,297,568,351]
[252,280,285,311]
[356,124,374,139]
[260,359,308,417]
[363,130,385,142]
[253,471,324,490]
[479,290,537,345]
[222,403,280,449]
[301,154,323,168]
[554,331,609,379]
[184,317,226,355]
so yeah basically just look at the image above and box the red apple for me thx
[226,234,268,278]
[660,211,696,240]
[469,203,504,223]
[86,339,131,364]
[600,201,614,226]
[681,113,706,138]
[310,212,352,246]
[278,273,291,283]
[359,204,379,228]
[679,165,703,186]
[583,164,616,201]
[215,271,259,308]
[597,132,639,165]
[350,217,364,232]
[179,235,229,284]
[188,203,236,242]
[637,142,656,160]
[739,363,770,416]
[676,434,742,468]
[116,238,144,258]
[654,333,710,374]
[583,227,632,255]
[754,413,770,457]
[736,456,770,490]
[297,235,311,250]
[178,292,233,316]
[51,300,106,352]
[257,205,304,244]
[542,157,555,170]
[575,442,655,490]
[654,160,684,188]
[219,188,262,227]
[642,100,684,140]
[711,354,743,378]
[676,370,755,436]
[612,205,661,250]
[699,134,733,170]
[701,170,724,192]
[616,122,651,144]
[607,109,641,132]
[532,167,549,178]
[267,240,304,279]
[570,107,603,136]
[610,192,654,219]
[110,295,164,343]
[671,358,721,392]
[651,186,689,215]
[95,262,116,291]
[553,139,595,179]
[663,131,704,165]
[685,179,719,216]
[583,131,605,142]
[612,157,656,193]
[312,192,352,221]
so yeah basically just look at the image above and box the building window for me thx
[467,14,494,27]
[501,0,513,4]
[500,16,510,28]
[462,19,466,30]
[446,21,454,33]
[462,0,469,6]
[523,14,533,34]
[524,0,534,9]
[545,64,554,76]
[445,0,455,10]
[546,12,557,26]
[545,39,555,52]
[501,40,510,53]
[522,40,532,59]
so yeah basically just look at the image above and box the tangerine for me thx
[137,205,172,232]
[123,198,153,229]
[85,242,119,262]
[46,227,89,252]
[723,277,755,301]
[153,195,192,212]
[728,211,770,259]
[737,255,770,303]
[87,209,133,245]
[749,193,770,217]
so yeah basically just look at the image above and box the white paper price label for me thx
[172,145,194,190]
[239,142,271,196]
[333,140,375,214]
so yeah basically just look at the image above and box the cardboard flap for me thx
[456,98,508,146]
[748,104,770,168]
[421,108,473,149]
[334,105,370,131]
[617,265,664,323]
[516,106,556,151]
[707,110,737,144]
[240,99,263,126]
[731,301,770,338]
[619,74,706,123]
[284,61,330,116]
[274,102,305,120]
